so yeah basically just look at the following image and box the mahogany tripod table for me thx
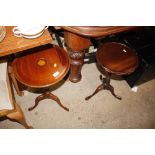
[10,44,70,112]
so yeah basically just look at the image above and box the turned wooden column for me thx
[64,31,91,82]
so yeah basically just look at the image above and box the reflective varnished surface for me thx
[12,44,70,88]
[97,42,139,75]
[62,26,137,37]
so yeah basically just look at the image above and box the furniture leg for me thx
[102,73,122,100]
[28,91,69,111]
[85,74,122,101]
[47,92,69,111]
[7,103,31,129]
[69,51,85,82]
[104,84,122,100]
[8,66,24,96]
[64,31,91,83]
[28,93,45,111]
[85,84,104,100]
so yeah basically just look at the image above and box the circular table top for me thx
[61,26,137,37]
[12,44,70,88]
[97,42,139,75]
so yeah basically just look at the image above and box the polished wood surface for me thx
[12,44,70,88]
[85,42,139,101]
[62,26,138,82]
[97,42,139,75]
[11,45,70,112]
[64,31,91,82]
[0,26,52,57]
[64,31,92,51]
[62,26,137,37]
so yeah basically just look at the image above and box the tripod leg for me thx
[85,84,104,101]
[48,93,69,111]
[28,92,69,112]
[28,93,45,111]
[106,84,122,100]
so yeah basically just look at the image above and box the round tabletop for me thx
[97,42,139,75]
[12,44,70,88]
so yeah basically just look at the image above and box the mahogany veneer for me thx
[85,42,139,101]
[11,44,70,111]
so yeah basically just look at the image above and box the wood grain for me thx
[0,26,52,57]
[12,45,70,88]
[64,31,92,51]
[97,42,139,75]
[61,26,137,37]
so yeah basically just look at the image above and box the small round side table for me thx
[10,44,70,111]
[85,42,139,101]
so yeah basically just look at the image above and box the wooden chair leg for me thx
[9,72,24,96]
[7,103,31,129]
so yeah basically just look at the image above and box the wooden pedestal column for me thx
[64,31,91,82]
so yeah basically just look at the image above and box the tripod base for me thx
[85,75,122,101]
[28,91,69,112]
